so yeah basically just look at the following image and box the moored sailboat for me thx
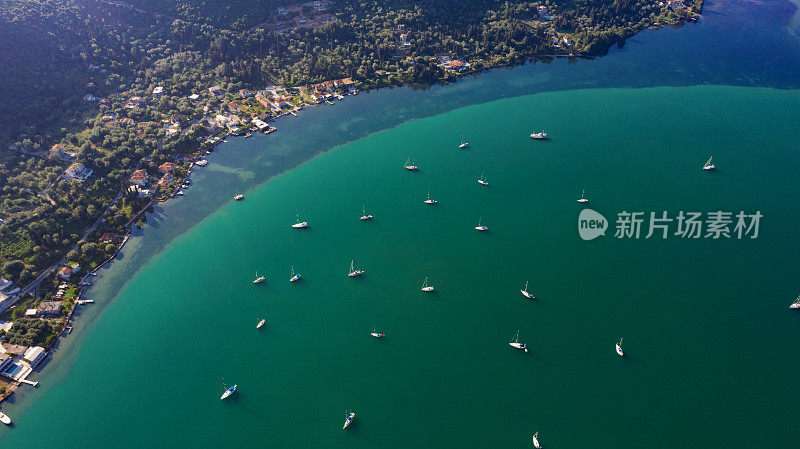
[220,383,237,400]
[291,211,308,229]
[530,131,548,140]
[790,295,800,309]
[424,191,438,205]
[477,172,488,186]
[459,136,469,149]
[253,272,265,284]
[343,411,355,429]
[521,281,535,300]
[359,205,373,221]
[348,260,365,277]
[532,431,541,448]
[370,326,385,338]
[702,156,715,170]
[509,330,528,352]
[404,157,418,171]
[421,277,434,292]
[616,338,624,357]
[474,217,488,232]
[577,188,589,203]
[289,265,301,282]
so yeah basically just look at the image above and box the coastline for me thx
[2,0,800,421]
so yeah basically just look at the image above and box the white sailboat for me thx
[532,431,542,448]
[370,326,385,338]
[509,330,528,352]
[474,217,488,231]
[359,205,373,221]
[477,172,488,186]
[289,265,301,282]
[616,338,624,357]
[348,259,365,277]
[421,277,434,292]
[256,318,266,329]
[404,157,418,171]
[577,188,589,203]
[253,272,265,284]
[424,191,438,204]
[530,131,548,140]
[702,156,715,170]
[220,383,237,400]
[291,211,308,228]
[343,411,355,429]
[459,136,469,149]
[790,295,800,309]
[521,281,535,300]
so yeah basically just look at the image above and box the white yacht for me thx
[359,205,373,221]
[530,131,548,140]
[370,326,385,338]
[256,319,266,329]
[702,156,715,170]
[253,272,265,284]
[477,173,488,186]
[424,191,438,205]
[0,412,10,425]
[509,330,528,352]
[291,211,308,229]
[234,194,244,201]
[616,338,624,357]
[343,411,355,429]
[521,281,534,300]
[577,188,589,203]
[532,431,541,448]
[404,157,418,171]
[474,217,488,232]
[348,260,365,277]
[289,265,301,282]
[790,295,800,309]
[421,277,434,292]
[220,384,237,400]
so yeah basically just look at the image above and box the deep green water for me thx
[3,85,799,448]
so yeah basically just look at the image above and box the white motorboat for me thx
[0,412,10,425]
[234,194,244,201]
[616,338,624,357]
[256,319,265,329]
[343,411,355,429]
[421,277,434,292]
[509,330,528,352]
[521,281,534,300]
[348,260,365,277]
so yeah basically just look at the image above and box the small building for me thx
[65,163,93,181]
[130,169,148,186]
[36,301,63,318]
[239,89,253,98]
[99,232,117,243]
[23,346,47,367]
[152,86,164,98]
[158,162,176,174]
[208,85,223,96]
[252,118,270,131]
[334,78,354,88]
[188,93,200,101]
[158,173,174,186]
[24,308,37,317]
[58,264,80,279]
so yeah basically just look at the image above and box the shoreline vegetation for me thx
[0,0,702,408]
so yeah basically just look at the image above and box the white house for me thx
[23,346,47,367]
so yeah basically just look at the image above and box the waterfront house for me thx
[36,301,63,318]
[23,346,47,367]
[58,263,80,279]
[130,169,148,186]
[252,118,271,131]
[158,173,174,186]
[334,78,354,88]
[65,163,93,181]
[158,162,176,174]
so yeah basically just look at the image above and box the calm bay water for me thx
[2,1,800,447]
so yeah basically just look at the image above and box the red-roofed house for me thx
[130,169,148,186]
[158,173,174,186]
[158,162,176,173]
[99,233,118,243]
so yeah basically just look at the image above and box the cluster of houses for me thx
[0,343,47,384]
[273,1,333,33]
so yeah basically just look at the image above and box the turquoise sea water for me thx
[2,85,800,448]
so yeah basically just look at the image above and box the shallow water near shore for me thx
[2,0,800,447]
